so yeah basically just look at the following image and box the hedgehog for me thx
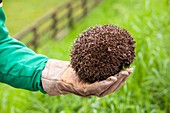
[70,25,135,83]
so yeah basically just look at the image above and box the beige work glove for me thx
[41,59,133,97]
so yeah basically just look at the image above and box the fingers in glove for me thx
[112,76,127,93]
[126,68,133,74]
[81,76,117,97]
[112,68,133,92]
[99,68,132,97]
[72,77,117,97]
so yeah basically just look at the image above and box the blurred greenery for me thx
[3,0,67,36]
[1,0,170,113]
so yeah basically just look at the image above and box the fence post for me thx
[67,3,73,28]
[32,27,39,51]
[94,0,101,7]
[82,0,87,17]
[51,13,58,38]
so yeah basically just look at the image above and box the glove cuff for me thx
[41,59,70,95]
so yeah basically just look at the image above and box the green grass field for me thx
[1,0,170,113]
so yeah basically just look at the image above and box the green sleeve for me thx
[0,7,48,93]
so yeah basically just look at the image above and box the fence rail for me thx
[14,0,102,51]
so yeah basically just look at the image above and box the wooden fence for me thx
[14,0,102,51]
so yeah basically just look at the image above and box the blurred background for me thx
[1,0,170,113]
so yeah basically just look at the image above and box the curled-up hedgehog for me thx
[70,25,135,83]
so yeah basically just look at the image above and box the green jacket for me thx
[0,3,48,93]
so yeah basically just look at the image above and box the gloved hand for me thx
[41,59,133,97]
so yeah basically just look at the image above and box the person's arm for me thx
[0,6,48,93]
[41,59,133,97]
[0,3,133,97]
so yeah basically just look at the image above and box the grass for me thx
[1,0,170,113]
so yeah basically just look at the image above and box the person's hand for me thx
[41,59,133,97]
[98,68,133,97]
